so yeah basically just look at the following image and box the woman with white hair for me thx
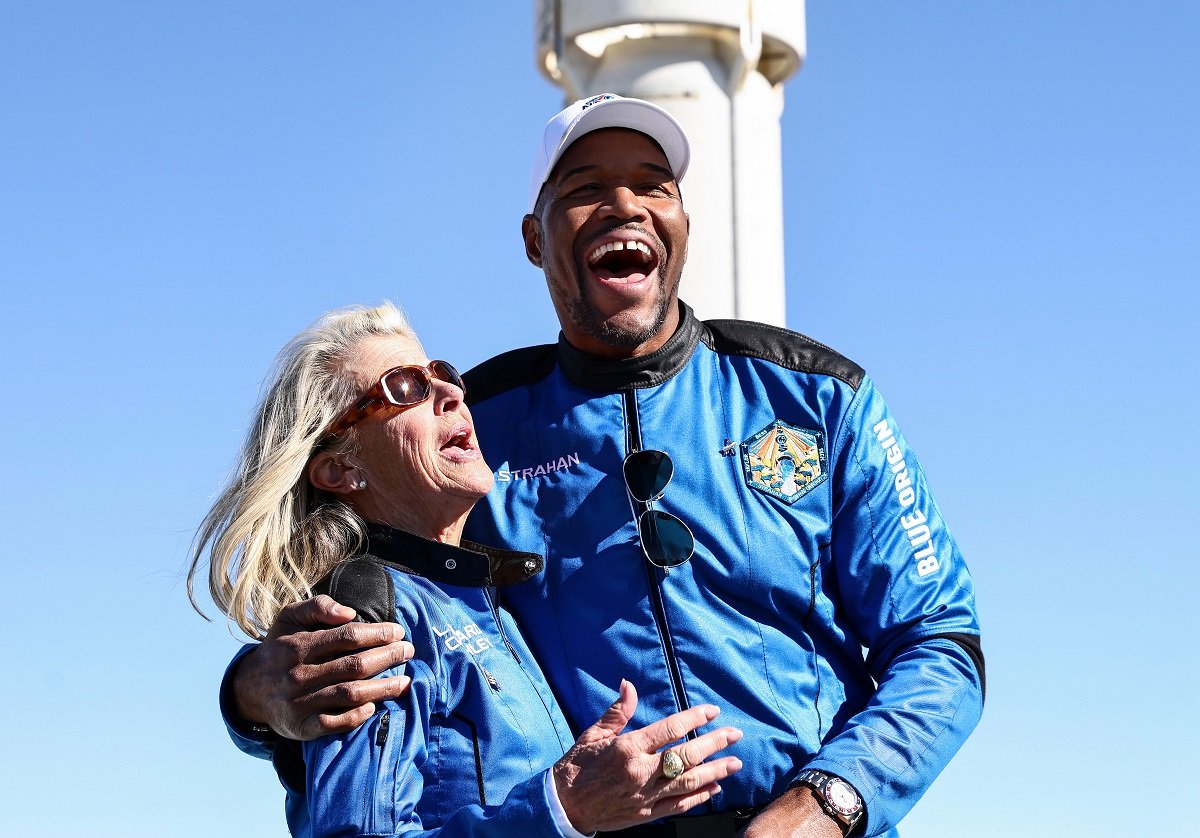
[190,302,742,837]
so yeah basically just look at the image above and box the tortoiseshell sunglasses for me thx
[318,360,464,444]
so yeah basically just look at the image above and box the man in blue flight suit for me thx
[222,94,984,838]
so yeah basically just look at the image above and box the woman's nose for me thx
[431,377,464,414]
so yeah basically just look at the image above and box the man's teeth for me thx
[588,240,653,264]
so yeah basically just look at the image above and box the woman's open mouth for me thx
[440,424,481,462]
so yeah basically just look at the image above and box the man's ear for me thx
[681,212,690,264]
[307,450,360,496]
[522,214,544,268]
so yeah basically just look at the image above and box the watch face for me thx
[826,778,862,816]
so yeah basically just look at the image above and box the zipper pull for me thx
[375,710,391,747]
[481,665,501,691]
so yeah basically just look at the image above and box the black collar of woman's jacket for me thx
[556,299,703,391]
[363,523,543,587]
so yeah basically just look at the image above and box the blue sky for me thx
[2,2,1196,835]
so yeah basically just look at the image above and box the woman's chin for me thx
[442,461,496,501]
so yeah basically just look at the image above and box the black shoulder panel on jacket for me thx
[463,344,559,407]
[314,558,396,625]
[701,319,865,389]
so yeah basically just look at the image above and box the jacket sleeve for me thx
[805,374,984,836]
[303,656,570,838]
[219,642,275,760]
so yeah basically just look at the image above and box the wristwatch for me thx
[795,768,864,836]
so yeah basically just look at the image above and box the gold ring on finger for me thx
[661,748,686,779]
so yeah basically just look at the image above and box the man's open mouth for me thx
[586,237,658,281]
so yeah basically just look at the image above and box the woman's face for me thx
[333,334,494,538]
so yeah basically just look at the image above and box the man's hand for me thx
[232,595,414,741]
[740,785,845,838]
[553,680,743,833]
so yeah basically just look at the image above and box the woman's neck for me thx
[359,503,473,546]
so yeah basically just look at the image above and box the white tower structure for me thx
[534,0,806,325]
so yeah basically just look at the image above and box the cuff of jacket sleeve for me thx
[220,643,276,759]
[546,768,595,838]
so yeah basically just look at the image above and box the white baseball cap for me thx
[527,93,691,213]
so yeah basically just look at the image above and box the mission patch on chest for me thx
[739,420,827,504]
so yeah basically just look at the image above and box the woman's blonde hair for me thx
[189,301,419,639]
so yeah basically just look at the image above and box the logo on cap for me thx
[581,94,617,110]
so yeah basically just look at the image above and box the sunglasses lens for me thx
[430,360,465,394]
[638,510,694,568]
[624,450,673,502]
[382,368,432,406]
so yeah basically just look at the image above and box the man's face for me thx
[523,128,689,359]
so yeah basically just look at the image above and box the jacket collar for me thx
[364,523,543,587]
[555,300,703,392]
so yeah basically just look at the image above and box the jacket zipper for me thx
[450,711,488,806]
[623,389,693,721]
[484,587,520,661]
[375,710,391,747]
[369,709,393,831]
[805,557,824,736]
[485,587,570,754]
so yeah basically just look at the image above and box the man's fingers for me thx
[320,674,412,711]
[269,595,357,636]
[291,622,411,666]
[293,674,413,740]
[301,702,376,739]
[293,640,415,695]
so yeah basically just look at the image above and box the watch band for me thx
[795,769,864,836]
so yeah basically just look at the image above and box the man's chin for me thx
[572,299,668,349]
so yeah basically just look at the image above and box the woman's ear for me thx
[307,451,365,495]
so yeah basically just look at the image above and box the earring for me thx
[354,478,368,491]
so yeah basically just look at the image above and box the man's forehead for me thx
[549,128,673,179]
